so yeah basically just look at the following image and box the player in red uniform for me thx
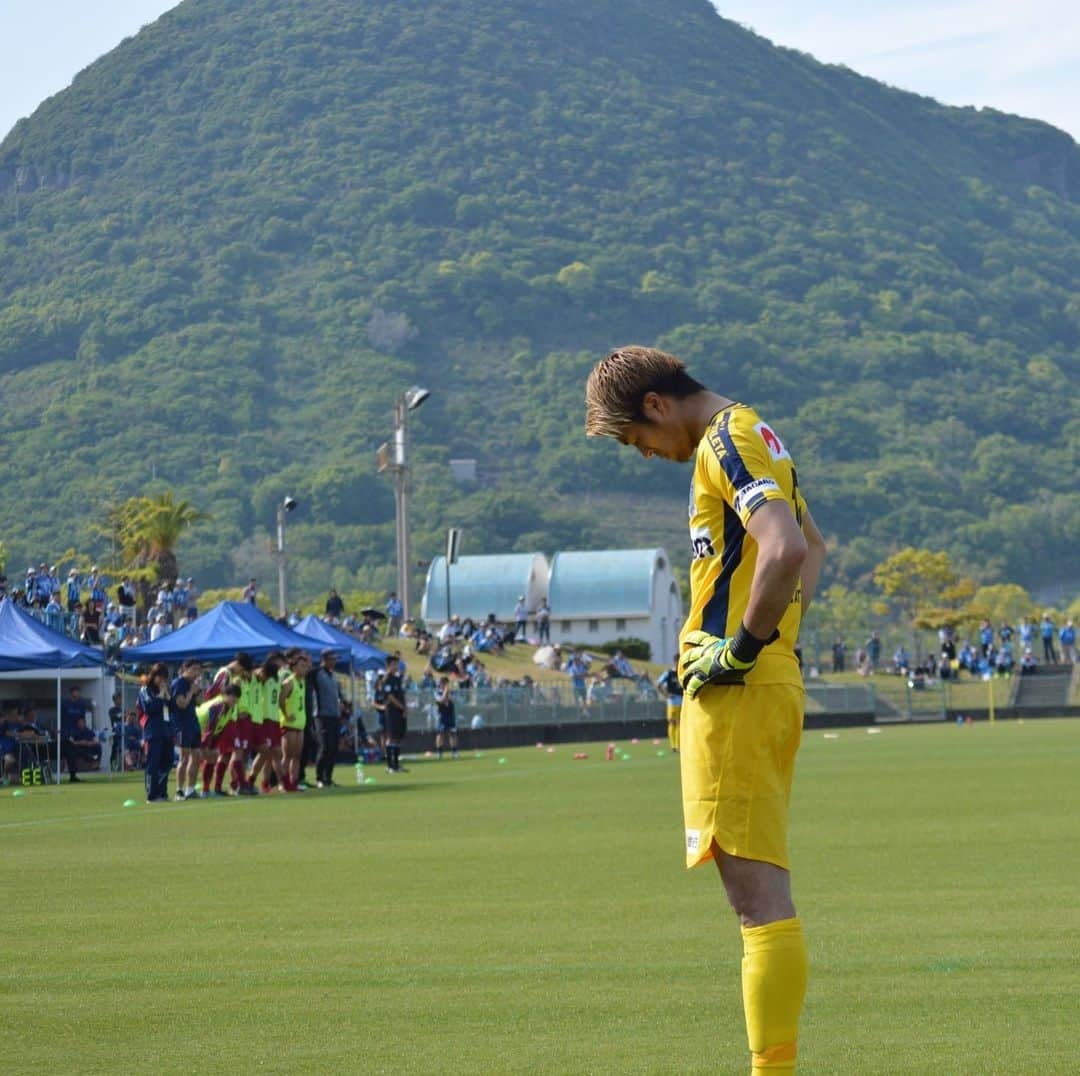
[248,652,285,794]
[206,652,256,796]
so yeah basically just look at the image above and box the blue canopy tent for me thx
[0,599,106,671]
[293,616,387,672]
[125,601,350,666]
[292,616,387,751]
[0,599,108,785]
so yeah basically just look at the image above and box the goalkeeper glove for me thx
[679,624,780,699]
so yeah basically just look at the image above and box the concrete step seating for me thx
[1012,663,1074,709]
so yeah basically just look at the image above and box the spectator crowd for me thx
[828,612,1075,686]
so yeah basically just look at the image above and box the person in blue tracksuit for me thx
[139,663,174,803]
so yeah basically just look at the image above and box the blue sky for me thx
[0,0,1077,142]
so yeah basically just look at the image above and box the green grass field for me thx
[5,719,1079,1074]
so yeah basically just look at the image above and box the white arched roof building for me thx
[546,548,682,662]
[421,553,548,627]
[419,547,683,661]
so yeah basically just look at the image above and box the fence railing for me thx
[403,681,663,730]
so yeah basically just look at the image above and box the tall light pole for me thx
[276,496,298,616]
[378,385,429,620]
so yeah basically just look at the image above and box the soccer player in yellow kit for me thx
[586,347,827,1073]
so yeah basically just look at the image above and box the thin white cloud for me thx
[713,0,1080,138]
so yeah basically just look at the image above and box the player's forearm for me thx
[799,508,827,615]
[800,539,826,616]
[743,545,806,640]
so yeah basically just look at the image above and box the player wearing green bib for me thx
[248,653,284,794]
[278,650,311,793]
[207,653,256,796]
[196,684,241,798]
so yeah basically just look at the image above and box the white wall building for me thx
[546,548,682,662]
[421,553,548,627]
[420,547,683,661]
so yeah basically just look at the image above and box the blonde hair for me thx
[584,346,704,439]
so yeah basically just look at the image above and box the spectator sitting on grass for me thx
[1020,648,1037,675]
[471,625,500,654]
[431,642,456,673]
[854,648,870,676]
[606,650,635,679]
[995,641,1014,676]
[892,647,910,675]
[484,614,511,650]
[958,641,977,674]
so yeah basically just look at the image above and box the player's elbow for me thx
[769,530,808,571]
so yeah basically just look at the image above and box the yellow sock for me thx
[668,719,680,750]
[741,917,808,1071]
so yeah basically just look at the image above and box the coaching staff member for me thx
[382,656,408,773]
[312,649,342,788]
[139,663,174,803]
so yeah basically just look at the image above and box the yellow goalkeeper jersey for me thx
[682,404,807,687]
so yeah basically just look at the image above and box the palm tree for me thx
[118,492,210,605]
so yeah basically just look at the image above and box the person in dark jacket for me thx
[139,663,174,803]
[312,650,342,787]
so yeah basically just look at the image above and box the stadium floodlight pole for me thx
[382,387,429,622]
[276,496,298,616]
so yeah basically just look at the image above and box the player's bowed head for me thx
[585,346,721,464]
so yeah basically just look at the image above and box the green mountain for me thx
[0,0,1077,599]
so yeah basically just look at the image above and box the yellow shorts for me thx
[666,702,681,723]
[680,682,804,871]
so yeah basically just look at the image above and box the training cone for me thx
[497,757,508,765]
[546,746,555,753]
[622,754,632,761]
[573,752,588,760]
[122,799,138,807]
[364,776,376,785]
[656,750,667,757]
[12,789,25,797]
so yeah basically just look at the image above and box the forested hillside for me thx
[0,0,1077,599]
